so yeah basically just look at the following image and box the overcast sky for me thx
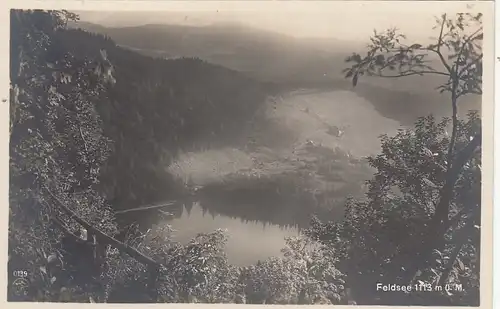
[76,1,485,42]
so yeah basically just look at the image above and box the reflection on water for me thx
[118,198,303,266]
[117,141,370,265]
[165,202,299,266]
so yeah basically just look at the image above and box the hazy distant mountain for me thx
[69,21,365,84]
[69,21,460,93]
[69,20,481,124]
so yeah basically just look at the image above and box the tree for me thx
[9,10,117,301]
[342,11,482,285]
[303,11,483,306]
[306,112,481,305]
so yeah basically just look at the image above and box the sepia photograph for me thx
[6,0,494,306]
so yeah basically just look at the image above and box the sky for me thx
[75,1,486,42]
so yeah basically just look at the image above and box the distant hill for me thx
[70,21,481,124]
[69,21,359,86]
[67,21,450,92]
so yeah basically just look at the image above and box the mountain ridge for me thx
[69,20,481,126]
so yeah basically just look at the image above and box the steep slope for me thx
[52,28,269,210]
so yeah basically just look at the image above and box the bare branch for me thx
[374,70,449,79]
[436,15,453,74]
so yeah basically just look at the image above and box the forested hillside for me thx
[50,27,269,210]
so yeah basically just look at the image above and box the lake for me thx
[166,202,300,266]
[132,89,401,265]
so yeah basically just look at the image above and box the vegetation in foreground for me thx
[9,9,482,305]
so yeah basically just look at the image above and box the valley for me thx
[10,8,484,304]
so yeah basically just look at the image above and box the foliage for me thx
[305,112,481,306]
[343,12,483,97]
[230,233,344,304]
[9,9,120,301]
[62,224,346,304]
[304,10,483,306]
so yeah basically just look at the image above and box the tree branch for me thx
[405,133,481,284]
[114,201,175,214]
[438,241,465,286]
[435,15,453,75]
[455,27,483,75]
[449,133,481,181]
[435,132,481,223]
[51,216,88,245]
[44,186,161,268]
[437,209,478,286]
[373,70,449,78]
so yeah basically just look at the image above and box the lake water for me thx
[142,90,400,265]
[165,202,299,266]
